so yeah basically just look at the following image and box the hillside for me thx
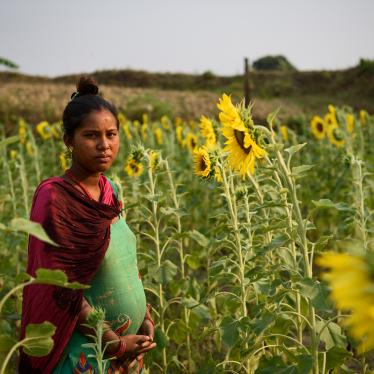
[0,65,373,128]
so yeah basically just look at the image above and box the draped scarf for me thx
[19,175,121,373]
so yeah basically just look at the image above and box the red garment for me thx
[19,175,121,373]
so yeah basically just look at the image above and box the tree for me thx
[252,55,296,71]
[0,57,19,69]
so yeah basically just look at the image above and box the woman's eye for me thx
[85,133,96,138]
[107,133,117,138]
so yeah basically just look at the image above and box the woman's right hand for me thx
[117,334,156,362]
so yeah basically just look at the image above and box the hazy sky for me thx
[1,0,374,77]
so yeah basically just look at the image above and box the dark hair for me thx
[62,76,119,137]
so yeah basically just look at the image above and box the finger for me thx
[136,335,151,344]
[137,342,157,354]
[136,353,144,361]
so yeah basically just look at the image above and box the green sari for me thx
[53,216,147,373]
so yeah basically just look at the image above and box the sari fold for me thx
[19,176,121,373]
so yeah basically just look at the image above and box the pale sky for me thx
[1,0,374,77]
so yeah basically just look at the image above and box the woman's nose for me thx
[97,136,110,150]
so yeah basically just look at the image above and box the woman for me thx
[19,77,156,373]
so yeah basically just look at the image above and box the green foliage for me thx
[252,55,297,71]
[0,58,18,70]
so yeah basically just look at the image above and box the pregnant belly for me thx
[85,266,147,335]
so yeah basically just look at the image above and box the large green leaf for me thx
[188,230,209,247]
[159,260,178,284]
[291,164,314,178]
[34,269,90,289]
[219,316,240,348]
[316,320,347,350]
[22,322,55,357]
[154,327,169,349]
[311,199,352,212]
[285,143,307,158]
[324,346,352,371]
[10,218,57,246]
[297,277,332,312]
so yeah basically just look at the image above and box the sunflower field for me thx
[0,95,373,373]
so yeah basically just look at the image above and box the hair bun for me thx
[75,76,99,96]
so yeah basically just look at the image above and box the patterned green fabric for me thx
[53,216,147,373]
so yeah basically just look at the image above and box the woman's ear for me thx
[63,134,73,150]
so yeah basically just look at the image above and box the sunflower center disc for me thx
[234,129,251,154]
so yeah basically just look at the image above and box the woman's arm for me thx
[76,297,156,358]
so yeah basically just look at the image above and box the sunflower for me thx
[176,126,185,147]
[328,104,336,115]
[160,115,171,130]
[59,152,68,171]
[359,110,368,126]
[317,252,374,352]
[200,116,216,146]
[186,132,198,152]
[133,120,140,132]
[193,147,212,178]
[149,151,159,172]
[26,141,34,156]
[10,150,17,160]
[174,117,183,127]
[346,114,355,134]
[327,124,345,147]
[125,158,144,177]
[324,112,338,127]
[218,94,266,178]
[310,116,326,140]
[36,121,52,140]
[117,112,126,126]
[214,166,223,183]
[117,113,132,140]
[50,123,62,139]
[217,94,246,132]
[18,119,27,144]
[141,123,148,141]
[153,127,163,145]
[142,113,149,125]
[280,124,289,142]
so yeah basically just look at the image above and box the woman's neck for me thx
[68,164,102,188]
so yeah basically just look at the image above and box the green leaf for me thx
[22,322,56,357]
[291,164,314,177]
[297,278,332,312]
[0,135,20,148]
[252,309,275,335]
[186,254,201,270]
[154,327,169,349]
[219,316,240,348]
[160,207,187,217]
[324,346,352,371]
[188,230,209,247]
[168,319,189,344]
[0,334,17,352]
[34,269,90,289]
[285,143,307,158]
[262,233,289,252]
[10,218,57,246]
[311,199,352,212]
[159,260,178,284]
[316,321,347,350]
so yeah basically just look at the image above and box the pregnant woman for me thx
[19,76,156,373]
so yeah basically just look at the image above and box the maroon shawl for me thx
[19,176,121,373]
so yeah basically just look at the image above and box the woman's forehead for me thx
[80,110,117,130]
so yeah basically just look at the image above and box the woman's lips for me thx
[96,155,111,163]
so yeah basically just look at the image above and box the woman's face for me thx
[65,109,120,174]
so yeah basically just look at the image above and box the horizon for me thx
[1,0,374,77]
